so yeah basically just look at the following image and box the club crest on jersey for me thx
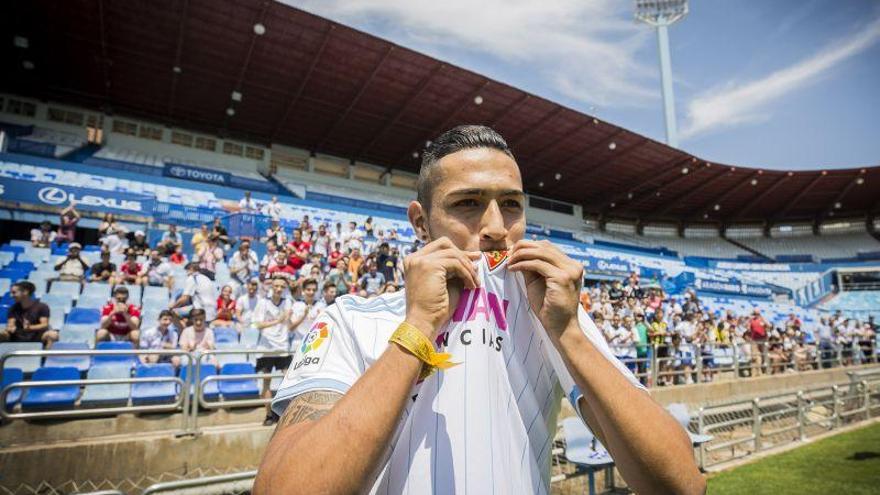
[300,321,330,354]
[483,250,508,271]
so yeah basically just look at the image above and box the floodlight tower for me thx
[635,0,688,148]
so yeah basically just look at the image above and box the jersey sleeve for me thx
[271,303,363,417]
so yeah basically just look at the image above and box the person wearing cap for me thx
[90,249,117,283]
[128,230,149,256]
[50,242,89,287]
[98,286,142,346]
[114,250,146,286]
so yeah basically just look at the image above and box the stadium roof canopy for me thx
[2,0,877,226]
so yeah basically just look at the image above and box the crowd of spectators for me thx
[582,275,878,386]
[9,201,878,414]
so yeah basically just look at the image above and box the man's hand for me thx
[402,237,480,338]
[508,240,583,337]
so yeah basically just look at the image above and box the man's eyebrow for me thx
[446,188,524,196]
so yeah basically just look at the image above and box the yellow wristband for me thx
[389,321,459,380]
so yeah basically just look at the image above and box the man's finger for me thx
[439,257,477,289]
[507,258,561,280]
[508,247,566,267]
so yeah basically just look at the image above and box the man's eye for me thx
[501,200,522,209]
[454,199,480,207]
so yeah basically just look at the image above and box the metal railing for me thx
[0,349,193,431]
[696,376,879,469]
[140,470,257,495]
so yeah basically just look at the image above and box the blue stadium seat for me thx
[0,269,29,281]
[214,327,238,344]
[43,342,91,372]
[50,244,70,256]
[93,341,138,368]
[60,324,96,348]
[21,366,80,410]
[0,278,10,295]
[179,363,219,401]
[81,282,112,301]
[0,252,15,268]
[561,417,614,495]
[0,342,43,373]
[0,245,25,254]
[7,261,36,273]
[18,249,49,265]
[49,281,81,300]
[216,342,249,367]
[80,364,131,407]
[122,284,142,303]
[0,305,8,324]
[66,307,101,325]
[142,285,169,304]
[240,326,260,349]
[218,362,259,399]
[131,363,177,405]
[1,368,24,410]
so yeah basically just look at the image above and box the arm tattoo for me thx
[275,391,342,432]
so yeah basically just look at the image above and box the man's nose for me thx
[480,200,507,242]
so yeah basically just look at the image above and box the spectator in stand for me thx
[235,278,262,330]
[50,242,89,286]
[139,309,180,367]
[264,219,287,247]
[299,215,312,239]
[170,262,218,322]
[312,224,332,258]
[268,252,296,280]
[343,221,363,252]
[170,245,187,265]
[321,282,338,306]
[262,195,283,220]
[191,223,210,253]
[260,240,279,269]
[239,191,257,213]
[212,285,236,327]
[375,243,399,285]
[326,258,352,294]
[56,202,81,246]
[229,240,259,290]
[649,309,670,385]
[364,216,374,237]
[748,309,768,375]
[178,308,215,359]
[197,234,224,279]
[145,249,174,289]
[359,263,385,297]
[99,213,127,254]
[129,230,150,256]
[115,250,146,287]
[89,250,117,283]
[253,277,295,424]
[287,229,310,272]
[348,247,364,282]
[211,218,231,251]
[157,224,183,256]
[380,282,399,294]
[98,286,141,346]
[30,220,57,248]
[300,254,323,279]
[0,281,58,348]
[289,278,322,350]
[327,242,344,268]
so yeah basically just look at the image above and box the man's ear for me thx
[407,200,430,242]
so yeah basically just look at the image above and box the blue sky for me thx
[287,0,880,171]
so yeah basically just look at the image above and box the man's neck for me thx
[19,297,34,309]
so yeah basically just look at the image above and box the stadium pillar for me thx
[762,220,771,238]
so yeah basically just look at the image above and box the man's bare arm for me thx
[253,343,422,495]
[558,327,706,495]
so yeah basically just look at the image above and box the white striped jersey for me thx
[272,251,644,494]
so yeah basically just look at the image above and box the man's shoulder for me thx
[333,291,406,320]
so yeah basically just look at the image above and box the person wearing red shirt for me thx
[169,245,187,265]
[287,228,310,272]
[327,242,343,268]
[97,286,142,346]
[268,252,296,281]
[213,285,237,327]
[115,251,146,286]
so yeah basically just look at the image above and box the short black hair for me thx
[189,308,206,319]
[417,125,514,209]
[12,281,36,295]
[159,309,174,319]
[114,286,129,296]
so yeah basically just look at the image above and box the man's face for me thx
[115,292,128,304]
[303,284,317,300]
[101,253,111,264]
[158,315,172,328]
[150,251,160,262]
[11,285,28,303]
[248,281,258,296]
[409,148,525,252]
[324,286,337,302]
[192,314,206,330]
[69,247,80,257]
[240,242,250,254]
[272,280,287,297]
[294,230,302,241]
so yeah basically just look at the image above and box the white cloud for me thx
[285,0,657,107]
[681,16,880,140]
